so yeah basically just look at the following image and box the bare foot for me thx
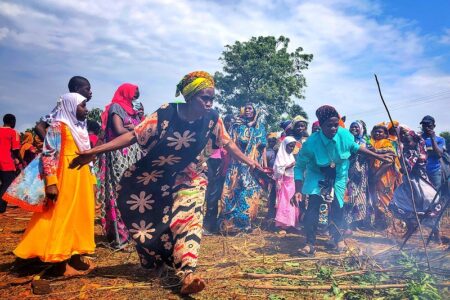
[180,273,206,295]
[63,263,87,277]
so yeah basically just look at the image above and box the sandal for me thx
[298,245,315,257]
[277,230,287,236]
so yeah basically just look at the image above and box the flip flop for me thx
[298,245,315,257]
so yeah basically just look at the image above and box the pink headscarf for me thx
[101,83,138,130]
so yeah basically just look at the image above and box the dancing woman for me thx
[71,71,261,295]
[295,105,393,256]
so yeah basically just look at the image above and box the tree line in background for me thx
[33,35,446,147]
[81,35,313,133]
[214,35,313,131]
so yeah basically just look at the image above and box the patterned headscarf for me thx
[350,120,368,145]
[398,125,427,174]
[175,71,215,101]
[316,105,339,125]
[237,103,259,126]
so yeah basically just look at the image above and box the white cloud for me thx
[0,0,449,132]
[440,28,450,45]
[0,27,9,40]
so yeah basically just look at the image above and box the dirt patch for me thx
[1,207,449,299]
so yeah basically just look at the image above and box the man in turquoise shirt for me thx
[295,105,392,256]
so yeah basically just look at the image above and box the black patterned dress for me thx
[117,103,230,275]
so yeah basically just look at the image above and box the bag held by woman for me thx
[2,155,48,212]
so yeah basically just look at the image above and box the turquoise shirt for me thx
[294,127,360,207]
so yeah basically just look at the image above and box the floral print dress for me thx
[220,118,267,231]
[116,103,230,275]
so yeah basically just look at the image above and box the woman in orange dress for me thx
[13,93,96,276]
[369,124,400,230]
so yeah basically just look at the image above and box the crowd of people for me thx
[0,72,448,295]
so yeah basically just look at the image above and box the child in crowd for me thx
[274,136,299,232]
[6,93,96,276]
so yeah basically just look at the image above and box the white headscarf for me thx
[273,136,296,178]
[54,93,91,151]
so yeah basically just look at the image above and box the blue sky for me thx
[0,0,449,133]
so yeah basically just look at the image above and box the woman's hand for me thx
[286,162,295,169]
[46,184,58,202]
[276,179,282,190]
[293,192,302,205]
[249,159,264,171]
[69,150,96,169]
[225,141,264,171]
[376,152,395,164]
[124,123,135,131]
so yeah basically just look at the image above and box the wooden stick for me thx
[279,255,359,262]
[241,281,450,291]
[208,268,399,281]
[374,74,431,272]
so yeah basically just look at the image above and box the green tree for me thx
[214,36,313,131]
[440,131,450,150]
[87,107,103,125]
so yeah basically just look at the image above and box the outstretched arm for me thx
[358,146,394,163]
[224,140,262,170]
[70,131,137,169]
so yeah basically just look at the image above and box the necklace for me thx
[320,135,336,169]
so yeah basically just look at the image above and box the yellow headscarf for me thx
[267,132,278,139]
[175,71,215,101]
[292,115,308,125]
[387,120,399,131]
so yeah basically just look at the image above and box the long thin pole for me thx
[374,74,431,271]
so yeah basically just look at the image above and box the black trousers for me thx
[0,171,16,213]
[266,184,277,220]
[303,194,344,245]
[204,158,225,233]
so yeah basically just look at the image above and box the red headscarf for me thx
[101,83,138,130]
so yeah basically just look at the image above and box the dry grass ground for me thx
[1,206,449,299]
